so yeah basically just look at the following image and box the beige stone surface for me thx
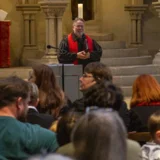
[0,0,160,65]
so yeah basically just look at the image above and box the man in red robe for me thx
[58,18,102,69]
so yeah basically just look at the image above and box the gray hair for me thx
[71,109,127,160]
[28,82,39,105]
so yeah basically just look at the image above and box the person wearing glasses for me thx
[72,62,130,130]
[58,18,102,69]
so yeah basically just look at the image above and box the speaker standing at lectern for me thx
[58,18,102,69]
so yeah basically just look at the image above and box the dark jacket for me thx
[129,106,160,132]
[72,97,130,130]
[58,33,102,69]
[27,107,55,129]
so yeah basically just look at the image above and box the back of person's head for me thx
[28,154,74,160]
[84,62,112,82]
[0,76,30,108]
[148,110,160,142]
[130,74,160,108]
[28,82,39,106]
[32,64,57,90]
[84,80,123,111]
[31,64,64,114]
[71,109,127,160]
[57,110,83,146]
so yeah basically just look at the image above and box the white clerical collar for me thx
[28,106,39,113]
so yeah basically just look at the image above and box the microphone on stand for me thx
[47,45,59,50]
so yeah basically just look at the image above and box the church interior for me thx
[0,0,160,101]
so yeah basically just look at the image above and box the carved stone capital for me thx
[130,11,143,20]
[152,2,160,18]
[39,0,69,17]
[125,5,148,12]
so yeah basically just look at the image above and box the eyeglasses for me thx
[82,74,93,78]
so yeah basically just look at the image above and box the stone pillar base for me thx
[153,50,160,64]
[129,44,143,48]
[21,47,43,66]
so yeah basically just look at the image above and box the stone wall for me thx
[1,0,160,66]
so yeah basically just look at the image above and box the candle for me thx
[78,3,83,18]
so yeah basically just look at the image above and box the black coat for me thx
[129,106,160,132]
[27,108,55,129]
[72,98,130,130]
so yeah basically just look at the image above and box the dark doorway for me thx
[71,0,94,21]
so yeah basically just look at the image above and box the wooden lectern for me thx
[0,21,11,67]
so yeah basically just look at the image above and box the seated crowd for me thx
[0,62,160,160]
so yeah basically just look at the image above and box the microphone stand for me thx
[47,45,67,91]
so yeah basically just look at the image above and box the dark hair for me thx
[148,110,160,139]
[32,64,64,113]
[84,81,123,111]
[71,109,127,160]
[0,76,30,108]
[84,62,112,82]
[57,110,82,146]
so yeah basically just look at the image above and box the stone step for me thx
[113,74,160,86]
[121,86,132,97]
[88,33,113,41]
[102,48,141,58]
[101,56,152,66]
[0,67,32,79]
[98,41,126,49]
[110,65,160,76]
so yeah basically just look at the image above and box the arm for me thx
[24,124,59,154]
[58,38,77,64]
[89,40,102,62]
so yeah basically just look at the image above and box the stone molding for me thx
[152,1,160,64]
[125,5,148,47]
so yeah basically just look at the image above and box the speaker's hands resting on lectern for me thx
[77,51,90,59]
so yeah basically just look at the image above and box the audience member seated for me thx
[72,62,130,129]
[129,74,160,132]
[0,76,58,160]
[141,110,160,159]
[28,64,71,119]
[71,109,127,160]
[56,81,141,160]
[27,82,55,129]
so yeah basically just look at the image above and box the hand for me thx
[77,51,90,59]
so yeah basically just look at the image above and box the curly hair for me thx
[84,81,123,111]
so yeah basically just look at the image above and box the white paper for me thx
[0,10,8,21]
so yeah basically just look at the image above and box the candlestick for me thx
[78,3,83,18]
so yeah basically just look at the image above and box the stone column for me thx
[16,1,41,65]
[39,0,69,63]
[125,4,148,47]
[152,1,160,64]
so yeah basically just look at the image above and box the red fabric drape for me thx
[0,21,11,67]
